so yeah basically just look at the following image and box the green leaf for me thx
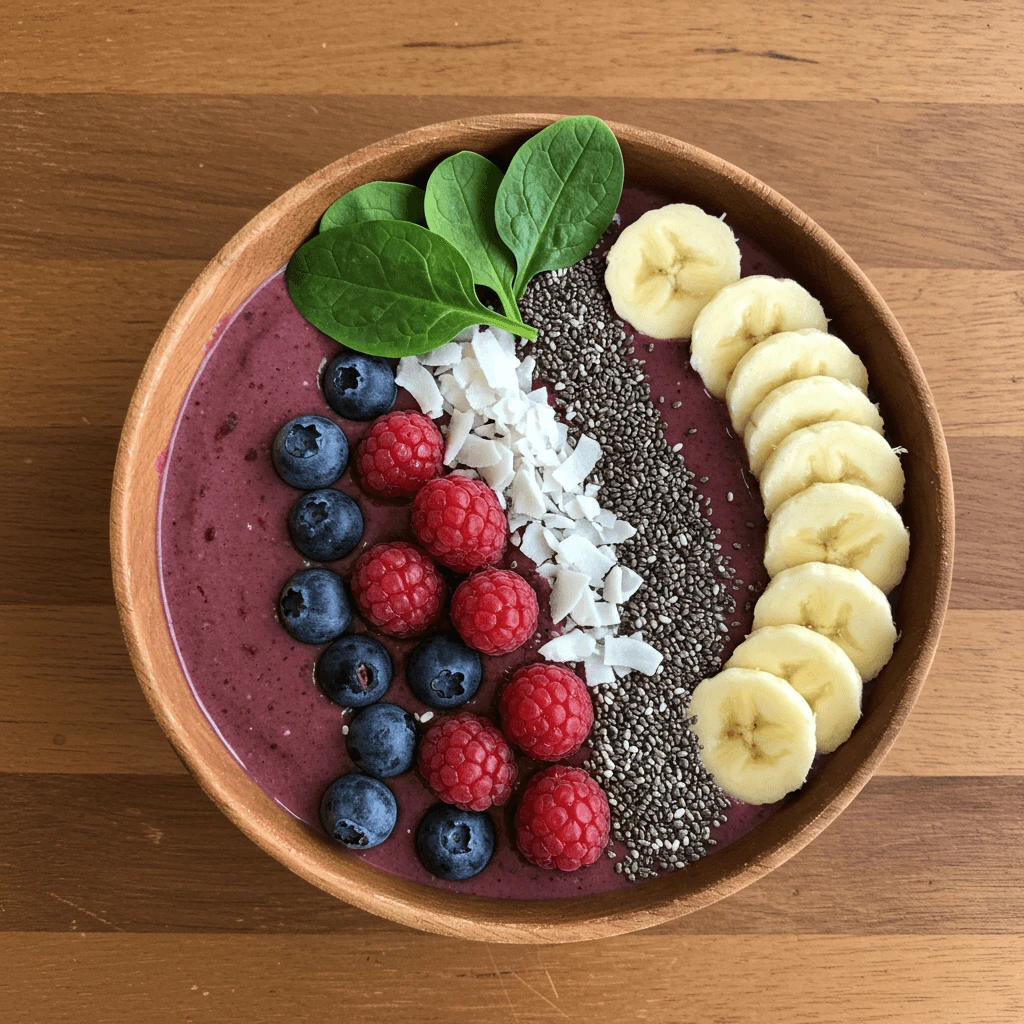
[319,181,425,232]
[495,115,624,299]
[286,220,537,358]
[424,152,522,323]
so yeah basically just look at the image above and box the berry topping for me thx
[515,765,610,872]
[346,701,417,779]
[323,350,398,421]
[416,803,496,881]
[450,569,539,655]
[411,476,508,573]
[317,634,392,708]
[277,567,352,645]
[349,542,446,638]
[500,663,594,760]
[287,488,364,562]
[355,410,444,498]
[320,774,397,849]
[406,634,483,710]
[272,414,348,489]
[417,712,517,812]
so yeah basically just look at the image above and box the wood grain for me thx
[2,97,1022,268]
[2,933,1021,1024]
[4,0,1021,102]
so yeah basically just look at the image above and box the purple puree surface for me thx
[158,186,807,899]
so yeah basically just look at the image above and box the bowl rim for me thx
[110,113,954,943]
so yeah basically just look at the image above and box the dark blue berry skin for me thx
[288,488,364,562]
[416,804,495,880]
[320,774,397,849]
[406,634,483,709]
[346,702,416,779]
[278,568,352,645]
[318,635,393,708]
[272,414,348,489]
[323,351,397,421]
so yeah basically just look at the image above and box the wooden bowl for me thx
[111,114,954,943]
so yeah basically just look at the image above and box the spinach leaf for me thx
[424,152,522,324]
[319,181,425,233]
[495,115,624,299]
[287,220,537,358]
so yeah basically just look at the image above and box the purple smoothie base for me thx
[157,187,820,899]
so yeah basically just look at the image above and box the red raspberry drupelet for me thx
[500,663,594,760]
[417,712,517,812]
[515,765,611,871]
[450,569,539,655]
[411,476,508,573]
[349,541,445,638]
[355,410,444,498]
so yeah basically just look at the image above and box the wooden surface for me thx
[1,1,1021,1019]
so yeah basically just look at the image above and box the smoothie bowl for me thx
[111,115,953,942]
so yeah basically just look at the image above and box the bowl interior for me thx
[111,115,953,943]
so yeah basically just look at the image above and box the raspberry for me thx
[356,410,444,498]
[500,663,593,760]
[349,542,445,638]
[450,569,539,655]
[412,476,508,573]
[418,712,517,812]
[515,765,610,871]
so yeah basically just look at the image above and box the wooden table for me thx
[2,3,1022,1020]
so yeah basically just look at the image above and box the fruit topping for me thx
[345,701,417,779]
[726,625,862,754]
[317,634,393,708]
[277,567,352,645]
[687,667,817,805]
[604,203,741,339]
[349,542,445,638]
[355,410,445,498]
[411,475,508,573]
[323,350,398,421]
[406,634,482,709]
[416,803,496,881]
[752,562,896,681]
[689,275,827,398]
[272,414,348,489]
[320,773,397,849]
[287,487,364,562]
[417,712,516,811]
[450,568,538,655]
[515,765,610,871]
[499,663,593,761]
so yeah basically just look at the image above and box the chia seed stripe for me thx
[518,255,733,881]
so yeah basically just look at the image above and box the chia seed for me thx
[518,254,733,882]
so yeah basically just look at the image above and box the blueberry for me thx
[272,414,348,489]
[278,568,352,644]
[320,773,397,849]
[346,701,417,779]
[318,635,393,708]
[406,634,483,709]
[288,488,364,561]
[416,804,495,881]
[324,351,397,421]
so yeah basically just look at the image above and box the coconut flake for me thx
[539,630,596,663]
[419,342,464,366]
[618,566,645,601]
[604,635,664,675]
[583,656,616,687]
[458,435,502,468]
[552,434,602,491]
[395,358,443,418]
[510,465,546,518]
[550,569,589,623]
[444,409,474,466]
[557,534,616,578]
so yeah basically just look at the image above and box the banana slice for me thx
[761,421,905,516]
[764,483,909,593]
[744,375,885,478]
[752,562,896,680]
[726,625,862,753]
[725,329,869,433]
[687,667,816,805]
[604,204,741,339]
[690,276,827,398]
